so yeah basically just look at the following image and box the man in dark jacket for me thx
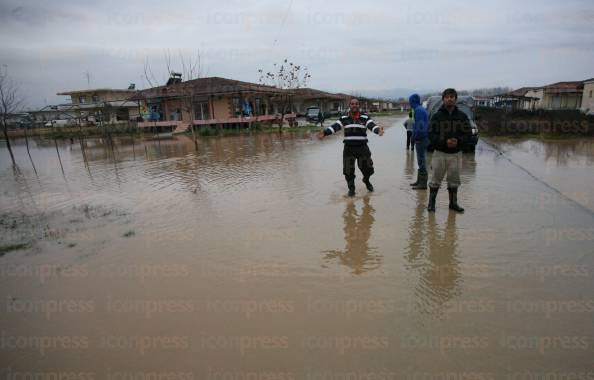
[427,88,472,213]
[319,98,384,197]
[408,94,429,190]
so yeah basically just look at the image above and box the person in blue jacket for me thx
[408,94,429,190]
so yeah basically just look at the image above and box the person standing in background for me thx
[409,94,429,190]
[403,111,414,152]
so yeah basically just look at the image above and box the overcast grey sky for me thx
[1,0,593,108]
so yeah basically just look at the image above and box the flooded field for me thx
[1,116,593,378]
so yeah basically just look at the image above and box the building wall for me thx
[525,89,544,109]
[212,96,231,119]
[542,92,582,110]
[581,82,594,113]
[162,99,192,121]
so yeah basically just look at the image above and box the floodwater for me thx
[1,116,593,378]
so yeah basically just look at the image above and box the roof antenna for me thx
[84,70,91,89]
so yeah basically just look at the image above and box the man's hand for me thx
[378,127,385,136]
[447,138,458,149]
[317,131,326,140]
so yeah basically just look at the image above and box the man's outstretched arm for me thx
[318,119,343,139]
[365,118,384,136]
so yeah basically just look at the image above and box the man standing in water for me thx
[319,98,384,197]
[409,93,429,190]
[427,88,472,213]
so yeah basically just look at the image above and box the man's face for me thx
[443,94,457,108]
[350,99,360,113]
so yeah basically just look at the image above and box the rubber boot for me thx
[347,178,356,197]
[409,170,420,186]
[363,177,374,192]
[448,187,464,213]
[412,172,428,190]
[427,186,438,212]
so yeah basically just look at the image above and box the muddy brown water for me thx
[1,116,593,378]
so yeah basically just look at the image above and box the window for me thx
[590,90,592,98]
[255,98,262,115]
[232,97,241,115]
[78,96,87,104]
[92,95,99,103]
[193,102,210,120]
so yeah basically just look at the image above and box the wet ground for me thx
[1,116,593,378]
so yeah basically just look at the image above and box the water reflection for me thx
[405,194,462,317]
[404,150,415,181]
[322,196,382,275]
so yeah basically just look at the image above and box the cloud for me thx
[0,0,593,108]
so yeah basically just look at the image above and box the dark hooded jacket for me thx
[408,94,428,141]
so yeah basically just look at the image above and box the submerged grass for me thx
[0,243,31,256]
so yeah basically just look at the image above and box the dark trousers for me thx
[406,131,414,150]
[343,144,374,181]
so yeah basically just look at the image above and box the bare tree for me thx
[142,50,205,147]
[0,66,25,167]
[143,49,204,88]
[258,59,310,130]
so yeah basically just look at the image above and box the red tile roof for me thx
[543,81,584,93]
[139,77,287,100]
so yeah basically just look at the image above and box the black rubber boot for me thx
[448,187,464,213]
[412,172,428,190]
[409,170,420,186]
[347,178,356,197]
[427,186,438,212]
[363,177,374,192]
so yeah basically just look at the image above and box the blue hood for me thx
[409,94,421,108]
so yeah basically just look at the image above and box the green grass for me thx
[0,243,30,256]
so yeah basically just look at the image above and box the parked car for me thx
[425,95,479,152]
[305,106,324,123]
[45,119,75,128]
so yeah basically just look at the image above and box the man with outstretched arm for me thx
[318,98,384,197]
[427,88,473,213]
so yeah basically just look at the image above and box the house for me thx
[523,88,544,109]
[540,81,584,110]
[29,105,77,127]
[136,76,295,133]
[289,88,349,116]
[493,87,541,110]
[55,88,141,125]
[473,96,495,108]
[394,101,411,112]
[580,78,594,114]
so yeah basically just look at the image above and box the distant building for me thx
[580,78,594,114]
[290,88,349,116]
[473,96,495,108]
[29,105,76,126]
[540,81,584,110]
[55,88,141,124]
[493,87,541,110]
[524,88,544,109]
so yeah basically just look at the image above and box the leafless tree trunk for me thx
[0,67,24,167]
